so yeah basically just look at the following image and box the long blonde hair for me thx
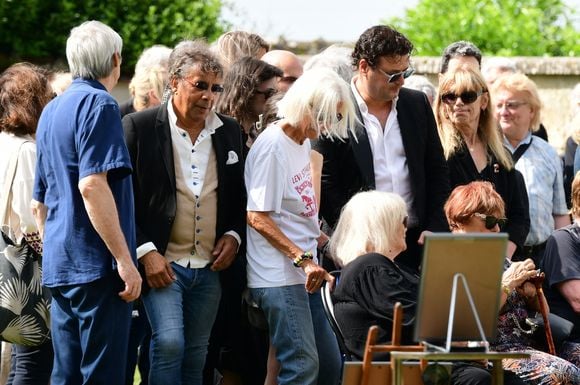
[435,68,512,170]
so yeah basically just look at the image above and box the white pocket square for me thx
[226,150,239,165]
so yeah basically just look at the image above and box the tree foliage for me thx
[0,0,226,74]
[386,0,579,56]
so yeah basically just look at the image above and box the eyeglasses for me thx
[254,88,277,100]
[495,101,528,111]
[279,76,298,84]
[336,112,343,122]
[375,66,415,83]
[402,216,408,228]
[182,78,224,93]
[473,213,508,230]
[440,90,484,105]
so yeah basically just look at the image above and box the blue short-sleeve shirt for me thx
[33,78,136,287]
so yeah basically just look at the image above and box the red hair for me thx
[444,181,505,230]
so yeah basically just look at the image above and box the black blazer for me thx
[313,87,450,232]
[122,104,246,256]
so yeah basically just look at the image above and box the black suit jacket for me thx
[313,87,450,233]
[122,104,246,256]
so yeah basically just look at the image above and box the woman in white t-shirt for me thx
[245,68,356,385]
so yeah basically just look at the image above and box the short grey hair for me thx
[330,191,408,267]
[66,20,122,80]
[304,45,354,83]
[168,40,223,82]
[276,68,356,140]
[135,45,172,74]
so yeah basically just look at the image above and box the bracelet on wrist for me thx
[293,251,313,267]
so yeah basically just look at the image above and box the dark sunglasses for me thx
[473,213,507,230]
[402,216,408,228]
[279,76,298,83]
[183,78,224,93]
[441,90,484,105]
[375,67,415,83]
[254,88,277,100]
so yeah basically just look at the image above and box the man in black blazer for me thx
[122,40,245,384]
[313,25,450,272]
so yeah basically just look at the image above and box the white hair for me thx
[276,68,356,140]
[330,191,408,267]
[403,75,436,105]
[66,20,122,80]
[304,45,354,83]
[129,65,168,111]
[135,45,172,74]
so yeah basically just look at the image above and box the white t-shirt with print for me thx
[245,124,319,288]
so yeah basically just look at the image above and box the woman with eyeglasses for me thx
[216,57,282,157]
[491,73,569,266]
[331,187,528,385]
[435,68,530,261]
[245,68,356,385]
[445,182,580,385]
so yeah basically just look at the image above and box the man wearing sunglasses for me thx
[122,40,245,384]
[313,25,450,272]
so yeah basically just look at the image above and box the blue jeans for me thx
[50,273,132,385]
[250,285,341,385]
[142,263,221,385]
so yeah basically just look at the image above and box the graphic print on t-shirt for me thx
[291,164,317,217]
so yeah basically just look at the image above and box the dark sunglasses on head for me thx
[441,90,484,105]
[375,67,415,83]
[183,78,224,93]
[473,213,507,230]
[254,88,277,100]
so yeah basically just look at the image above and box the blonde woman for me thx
[435,68,529,260]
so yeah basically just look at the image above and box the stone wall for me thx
[413,57,580,154]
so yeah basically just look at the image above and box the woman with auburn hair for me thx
[435,68,529,261]
[445,181,579,385]
[0,62,54,384]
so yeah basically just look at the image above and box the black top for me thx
[447,143,530,249]
[563,136,576,209]
[332,253,419,360]
[119,98,136,118]
[542,224,580,341]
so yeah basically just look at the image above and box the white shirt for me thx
[351,79,416,225]
[245,124,320,288]
[0,133,37,240]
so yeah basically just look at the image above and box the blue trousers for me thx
[142,263,221,385]
[49,273,132,385]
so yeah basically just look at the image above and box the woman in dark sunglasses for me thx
[216,57,282,156]
[445,181,580,385]
[435,68,530,261]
